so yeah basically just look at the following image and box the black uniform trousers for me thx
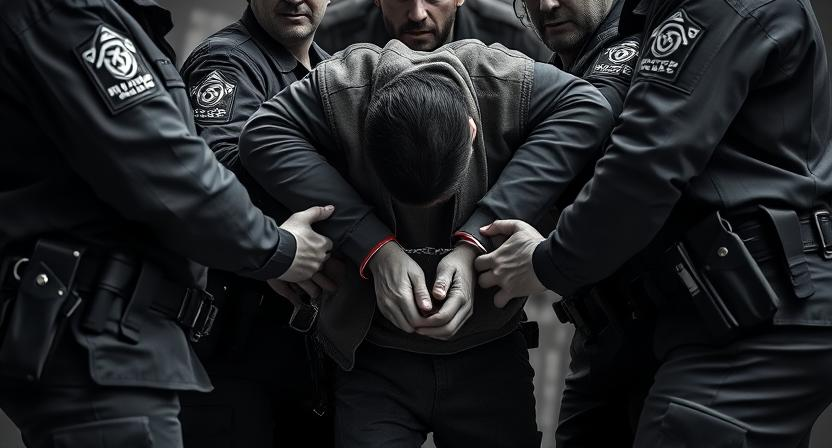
[556,318,657,447]
[179,294,333,448]
[0,308,188,448]
[334,330,541,448]
[0,382,181,448]
[635,325,832,448]
[632,252,832,447]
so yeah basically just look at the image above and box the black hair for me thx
[365,71,471,206]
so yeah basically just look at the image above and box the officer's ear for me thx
[374,0,381,8]
[468,116,477,144]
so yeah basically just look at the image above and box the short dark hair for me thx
[365,72,471,206]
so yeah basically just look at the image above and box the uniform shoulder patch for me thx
[190,70,237,124]
[589,39,640,79]
[639,9,705,83]
[75,24,158,114]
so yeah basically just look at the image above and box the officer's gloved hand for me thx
[475,219,547,308]
[415,244,477,340]
[367,242,431,333]
[276,205,335,283]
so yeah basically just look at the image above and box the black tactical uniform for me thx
[315,0,551,61]
[178,7,332,448]
[541,1,658,446]
[0,1,296,447]
[534,0,832,445]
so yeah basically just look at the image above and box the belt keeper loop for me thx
[119,261,161,343]
[83,252,137,334]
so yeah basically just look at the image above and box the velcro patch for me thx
[589,39,640,79]
[190,70,237,124]
[76,24,158,114]
[639,9,704,83]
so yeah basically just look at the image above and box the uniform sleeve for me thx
[532,3,794,294]
[180,46,267,177]
[456,63,615,251]
[238,72,395,268]
[16,2,295,280]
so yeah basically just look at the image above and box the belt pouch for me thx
[684,212,779,334]
[0,240,84,381]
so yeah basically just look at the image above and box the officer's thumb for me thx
[493,288,514,309]
[480,220,519,237]
[295,205,335,224]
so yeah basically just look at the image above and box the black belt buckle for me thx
[813,210,832,259]
[177,289,218,342]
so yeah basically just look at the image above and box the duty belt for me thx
[0,249,217,343]
[639,207,832,310]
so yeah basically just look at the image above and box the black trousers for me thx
[556,319,657,447]
[633,325,832,448]
[0,384,182,448]
[334,331,541,448]
[0,291,207,448]
[179,297,333,448]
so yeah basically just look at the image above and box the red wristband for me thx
[453,231,487,254]
[359,235,397,280]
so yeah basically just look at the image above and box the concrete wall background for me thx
[1,1,831,447]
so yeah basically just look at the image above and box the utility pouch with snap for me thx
[0,239,85,382]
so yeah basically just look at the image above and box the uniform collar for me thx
[450,6,472,41]
[240,7,328,73]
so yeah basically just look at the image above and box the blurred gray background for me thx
[1,1,831,447]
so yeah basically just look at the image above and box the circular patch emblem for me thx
[193,71,236,108]
[196,80,227,107]
[607,44,638,64]
[99,38,138,80]
[651,20,689,58]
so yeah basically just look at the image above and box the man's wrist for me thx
[360,236,398,279]
[452,241,480,259]
[453,231,487,254]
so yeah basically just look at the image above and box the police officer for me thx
[0,1,333,447]
[178,0,333,446]
[477,0,832,445]
[515,0,655,445]
[315,0,551,61]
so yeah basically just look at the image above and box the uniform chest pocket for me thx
[154,59,185,89]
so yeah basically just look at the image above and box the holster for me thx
[656,211,779,343]
[0,239,86,382]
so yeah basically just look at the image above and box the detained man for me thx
[237,39,614,447]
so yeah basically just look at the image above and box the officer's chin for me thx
[398,33,437,51]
